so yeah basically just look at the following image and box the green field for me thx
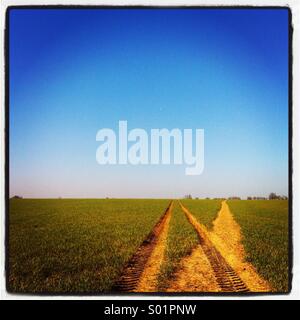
[8,198,169,293]
[158,202,198,290]
[8,198,289,293]
[228,200,289,292]
[181,199,222,229]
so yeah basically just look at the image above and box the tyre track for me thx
[113,201,173,292]
[210,200,271,292]
[179,202,249,292]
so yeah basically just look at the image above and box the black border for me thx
[4,5,293,297]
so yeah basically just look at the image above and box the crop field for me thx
[181,199,222,229]
[158,202,198,290]
[8,198,289,293]
[8,198,169,293]
[227,200,289,292]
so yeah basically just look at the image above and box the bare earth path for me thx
[113,202,173,292]
[166,244,220,292]
[175,202,248,292]
[114,199,270,293]
[167,201,270,292]
[136,203,172,292]
[209,200,271,292]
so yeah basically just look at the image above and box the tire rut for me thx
[113,201,173,292]
[179,202,249,293]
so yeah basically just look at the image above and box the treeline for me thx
[184,193,288,200]
[247,193,288,200]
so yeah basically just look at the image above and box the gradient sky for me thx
[9,8,289,199]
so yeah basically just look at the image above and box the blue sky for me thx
[9,8,289,198]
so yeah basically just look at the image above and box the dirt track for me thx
[136,203,172,292]
[166,244,220,292]
[113,200,270,293]
[113,201,173,292]
[208,201,271,292]
[178,202,249,292]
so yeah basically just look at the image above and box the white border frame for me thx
[1,0,299,300]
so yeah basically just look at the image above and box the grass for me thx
[180,199,222,229]
[8,198,290,293]
[158,201,198,290]
[8,198,170,293]
[227,200,289,292]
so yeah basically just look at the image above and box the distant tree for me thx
[184,194,192,199]
[247,197,252,200]
[11,195,22,199]
[269,192,278,200]
[278,195,288,200]
[228,196,241,200]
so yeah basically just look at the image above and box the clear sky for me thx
[9,8,289,199]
